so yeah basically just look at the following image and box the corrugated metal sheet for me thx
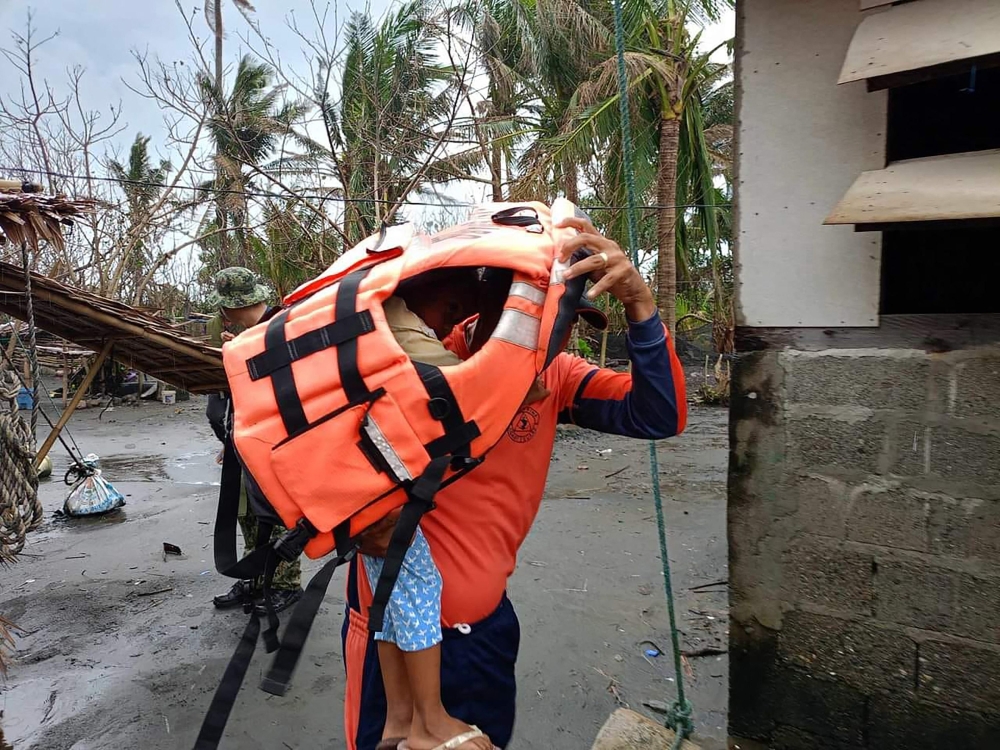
[0,262,226,393]
[825,149,1000,225]
[840,0,1000,86]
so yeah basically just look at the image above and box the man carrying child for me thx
[347,213,686,750]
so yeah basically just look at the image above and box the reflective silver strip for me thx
[550,257,571,284]
[509,281,546,306]
[362,415,412,482]
[491,309,541,350]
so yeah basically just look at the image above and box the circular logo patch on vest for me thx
[508,406,540,443]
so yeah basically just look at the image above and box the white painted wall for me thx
[735,0,887,327]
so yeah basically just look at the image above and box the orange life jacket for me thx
[223,199,590,563]
[194,200,598,748]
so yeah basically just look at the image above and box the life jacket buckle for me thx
[450,456,481,471]
[427,397,451,420]
[273,518,315,562]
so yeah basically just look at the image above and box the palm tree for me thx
[451,0,540,199]
[199,55,305,266]
[531,0,732,333]
[107,133,171,300]
[312,0,461,245]
[253,198,340,297]
[205,0,256,264]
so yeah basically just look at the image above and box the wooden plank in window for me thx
[826,149,1000,226]
[840,0,1000,88]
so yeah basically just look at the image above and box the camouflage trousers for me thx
[238,485,301,592]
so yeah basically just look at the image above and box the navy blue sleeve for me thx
[558,312,687,439]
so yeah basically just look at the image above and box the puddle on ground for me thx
[93,454,169,482]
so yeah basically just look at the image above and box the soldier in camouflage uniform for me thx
[206,267,303,614]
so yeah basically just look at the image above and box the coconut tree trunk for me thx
[564,159,579,203]
[564,158,581,354]
[214,0,224,88]
[490,141,503,201]
[213,0,230,268]
[656,115,680,334]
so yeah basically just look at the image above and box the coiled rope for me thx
[0,372,42,563]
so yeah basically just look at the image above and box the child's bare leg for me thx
[377,641,413,744]
[403,644,492,750]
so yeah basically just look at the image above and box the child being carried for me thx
[364,268,494,750]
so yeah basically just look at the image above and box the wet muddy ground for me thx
[0,400,728,750]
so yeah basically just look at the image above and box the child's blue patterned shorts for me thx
[361,527,443,652]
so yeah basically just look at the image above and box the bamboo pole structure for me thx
[33,339,113,469]
[0,278,221,368]
[61,342,68,407]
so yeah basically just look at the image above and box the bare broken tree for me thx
[0,12,125,287]
[242,0,489,244]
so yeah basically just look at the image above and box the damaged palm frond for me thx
[694,355,731,406]
[0,193,95,255]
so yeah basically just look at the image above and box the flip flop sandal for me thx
[402,726,490,750]
[433,727,491,750]
[376,739,406,750]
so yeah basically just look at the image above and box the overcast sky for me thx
[0,1,733,164]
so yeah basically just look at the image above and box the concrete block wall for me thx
[728,344,1000,749]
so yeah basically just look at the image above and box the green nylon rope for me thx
[611,0,641,268]
[649,441,694,746]
[610,0,694,746]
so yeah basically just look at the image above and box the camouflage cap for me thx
[207,267,271,310]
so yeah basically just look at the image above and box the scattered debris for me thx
[694,355,731,406]
[163,542,182,556]
[136,587,173,598]
[642,699,669,715]
[638,639,666,658]
[593,667,626,707]
[41,690,57,724]
[682,646,728,658]
[604,465,630,479]
[689,579,727,591]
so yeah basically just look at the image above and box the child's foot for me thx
[378,712,412,750]
[404,717,493,750]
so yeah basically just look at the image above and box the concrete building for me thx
[729,1,1000,748]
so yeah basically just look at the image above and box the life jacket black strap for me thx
[247,310,375,381]
[196,439,300,750]
[366,453,450,633]
[491,205,541,228]
[192,610,262,750]
[258,267,373,439]
[259,545,356,696]
[413,361,480,459]
[337,268,373,403]
[264,309,309,436]
[214,439,273,582]
[259,550,281,653]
